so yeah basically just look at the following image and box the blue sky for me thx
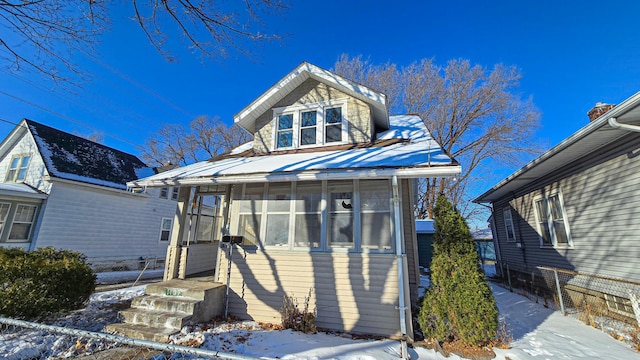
[2,1,640,198]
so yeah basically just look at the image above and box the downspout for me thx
[28,198,47,251]
[392,176,409,359]
[609,117,640,132]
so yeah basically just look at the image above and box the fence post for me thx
[553,269,566,315]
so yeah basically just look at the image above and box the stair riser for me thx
[145,285,222,301]
[105,324,173,343]
[120,311,191,329]
[132,297,197,313]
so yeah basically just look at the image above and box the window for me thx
[360,180,392,250]
[234,183,264,246]
[8,204,37,242]
[160,187,169,199]
[0,203,10,233]
[273,100,346,150]
[6,154,31,182]
[325,107,343,143]
[264,183,292,247]
[534,192,572,247]
[230,179,394,252]
[503,208,517,242]
[604,294,634,317]
[328,180,354,248]
[160,217,173,241]
[294,181,322,248]
[171,187,180,201]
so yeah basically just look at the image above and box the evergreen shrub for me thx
[418,195,498,347]
[0,247,96,318]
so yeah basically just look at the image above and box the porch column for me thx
[164,186,192,281]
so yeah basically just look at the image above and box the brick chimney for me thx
[587,102,615,122]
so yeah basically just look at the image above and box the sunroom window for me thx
[264,183,292,247]
[360,180,392,250]
[8,204,37,242]
[234,183,264,246]
[294,181,322,248]
[328,180,354,249]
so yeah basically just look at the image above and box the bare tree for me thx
[334,55,541,220]
[0,0,286,82]
[141,115,252,166]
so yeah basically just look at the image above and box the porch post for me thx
[214,184,233,283]
[164,186,192,281]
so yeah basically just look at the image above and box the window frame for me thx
[272,99,348,151]
[6,154,31,182]
[7,203,38,242]
[160,187,169,199]
[171,187,180,201]
[230,179,394,253]
[533,190,573,248]
[159,217,173,242]
[502,208,517,243]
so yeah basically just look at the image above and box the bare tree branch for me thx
[334,55,542,220]
[0,0,287,81]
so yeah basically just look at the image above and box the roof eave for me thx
[127,165,461,189]
[474,91,640,204]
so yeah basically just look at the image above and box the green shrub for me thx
[418,195,498,347]
[0,247,96,319]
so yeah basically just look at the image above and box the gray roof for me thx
[25,119,153,189]
[474,91,640,203]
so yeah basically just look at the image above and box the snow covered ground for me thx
[1,266,639,359]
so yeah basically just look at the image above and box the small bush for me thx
[0,247,96,318]
[280,288,316,333]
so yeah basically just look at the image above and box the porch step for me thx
[119,308,192,329]
[105,323,178,343]
[106,279,226,342]
[132,294,201,314]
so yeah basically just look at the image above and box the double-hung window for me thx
[534,192,572,247]
[6,154,31,182]
[327,180,354,248]
[294,181,322,248]
[234,183,264,246]
[264,183,292,247]
[503,208,517,243]
[360,180,392,250]
[8,204,37,242]
[273,100,347,150]
[160,218,173,242]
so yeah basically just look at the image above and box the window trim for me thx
[6,154,32,183]
[272,99,348,151]
[160,187,169,199]
[7,203,38,243]
[171,187,179,201]
[230,179,394,253]
[159,217,173,242]
[502,207,517,243]
[533,190,573,248]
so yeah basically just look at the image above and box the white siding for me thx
[34,181,177,269]
[0,132,51,193]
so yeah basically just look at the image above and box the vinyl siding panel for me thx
[35,181,177,269]
[493,133,640,282]
[218,250,402,337]
[253,78,372,153]
[0,132,51,193]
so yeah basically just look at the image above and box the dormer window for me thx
[273,100,347,150]
[6,154,31,182]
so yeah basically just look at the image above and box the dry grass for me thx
[280,288,316,333]
[624,326,640,352]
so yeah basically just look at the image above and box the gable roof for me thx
[129,115,460,188]
[233,62,389,134]
[474,91,640,204]
[23,119,153,189]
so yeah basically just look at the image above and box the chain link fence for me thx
[0,316,257,360]
[536,266,640,328]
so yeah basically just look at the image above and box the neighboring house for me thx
[129,62,461,340]
[474,92,640,311]
[415,219,434,270]
[0,119,179,271]
[471,228,496,264]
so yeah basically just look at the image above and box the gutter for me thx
[392,176,409,359]
[128,165,462,188]
[608,117,640,132]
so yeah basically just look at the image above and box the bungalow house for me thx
[474,91,640,319]
[128,62,461,340]
[0,119,178,270]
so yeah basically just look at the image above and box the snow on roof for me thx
[25,120,151,190]
[472,228,493,240]
[0,182,47,198]
[129,115,459,187]
[415,219,435,234]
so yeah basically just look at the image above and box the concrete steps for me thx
[105,279,225,342]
